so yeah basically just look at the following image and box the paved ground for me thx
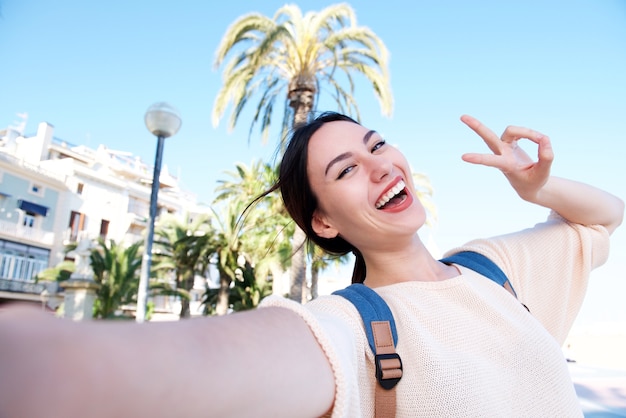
[569,363,626,417]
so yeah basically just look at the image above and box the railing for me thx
[0,219,55,246]
[0,151,66,183]
[0,277,46,294]
[62,228,93,245]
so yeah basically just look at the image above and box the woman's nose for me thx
[369,156,393,182]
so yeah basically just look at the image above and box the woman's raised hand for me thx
[459,114,554,202]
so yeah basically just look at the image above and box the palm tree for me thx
[214,161,292,284]
[202,245,273,316]
[213,3,393,302]
[151,213,212,319]
[206,161,291,314]
[204,200,248,315]
[37,240,142,319]
[89,239,142,319]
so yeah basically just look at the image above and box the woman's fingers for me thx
[460,115,557,200]
[460,114,502,154]
[533,133,555,177]
[462,115,549,150]
[461,115,553,165]
[501,125,547,146]
[461,152,509,171]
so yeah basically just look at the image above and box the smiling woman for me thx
[0,111,623,418]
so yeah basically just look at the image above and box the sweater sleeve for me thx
[444,212,611,344]
[258,295,364,418]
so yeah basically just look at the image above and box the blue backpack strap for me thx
[333,284,399,351]
[440,251,518,298]
[333,284,403,393]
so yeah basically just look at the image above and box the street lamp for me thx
[136,102,181,323]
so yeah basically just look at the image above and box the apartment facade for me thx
[0,117,208,315]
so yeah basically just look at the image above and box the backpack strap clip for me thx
[375,353,403,389]
[371,320,403,389]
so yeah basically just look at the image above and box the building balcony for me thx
[0,278,62,310]
[0,219,54,246]
[0,277,47,294]
[62,229,100,246]
[0,150,66,183]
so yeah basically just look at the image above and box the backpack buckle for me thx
[375,353,403,390]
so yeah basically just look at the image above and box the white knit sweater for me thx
[260,214,610,417]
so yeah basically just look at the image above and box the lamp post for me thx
[136,102,181,323]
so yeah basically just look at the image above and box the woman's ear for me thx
[311,211,338,239]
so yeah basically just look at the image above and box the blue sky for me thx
[1,0,625,327]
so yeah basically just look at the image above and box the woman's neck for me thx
[359,235,459,287]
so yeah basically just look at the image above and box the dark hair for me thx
[260,111,367,284]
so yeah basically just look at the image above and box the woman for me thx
[0,112,622,417]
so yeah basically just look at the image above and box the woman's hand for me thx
[459,114,623,234]
[459,114,554,202]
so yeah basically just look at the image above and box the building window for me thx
[0,240,50,281]
[77,183,84,195]
[29,182,44,197]
[68,211,86,242]
[100,219,109,239]
[23,212,36,228]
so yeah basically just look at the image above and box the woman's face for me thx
[307,120,426,252]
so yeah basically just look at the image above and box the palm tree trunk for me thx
[216,274,230,315]
[287,83,315,303]
[178,273,193,319]
[179,298,190,319]
[289,226,307,303]
[310,263,319,300]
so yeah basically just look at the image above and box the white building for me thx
[0,117,209,315]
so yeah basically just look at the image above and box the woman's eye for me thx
[372,140,386,152]
[337,165,354,179]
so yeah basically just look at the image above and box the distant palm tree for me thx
[213,3,393,302]
[202,248,273,315]
[206,161,291,314]
[151,213,212,319]
[37,239,142,319]
[214,161,291,281]
[204,200,248,315]
[89,239,142,319]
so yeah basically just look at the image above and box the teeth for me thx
[376,180,406,209]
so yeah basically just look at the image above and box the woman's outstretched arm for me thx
[0,305,335,418]
[461,115,624,234]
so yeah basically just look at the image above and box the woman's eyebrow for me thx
[325,152,351,176]
[324,130,379,176]
[363,130,377,144]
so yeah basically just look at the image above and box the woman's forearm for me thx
[529,176,624,234]
[0,305,335,418]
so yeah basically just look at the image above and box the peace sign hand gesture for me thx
[460,114,554,202]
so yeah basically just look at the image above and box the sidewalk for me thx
[569,363,626,417]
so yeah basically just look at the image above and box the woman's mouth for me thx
[376,179,408,209]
